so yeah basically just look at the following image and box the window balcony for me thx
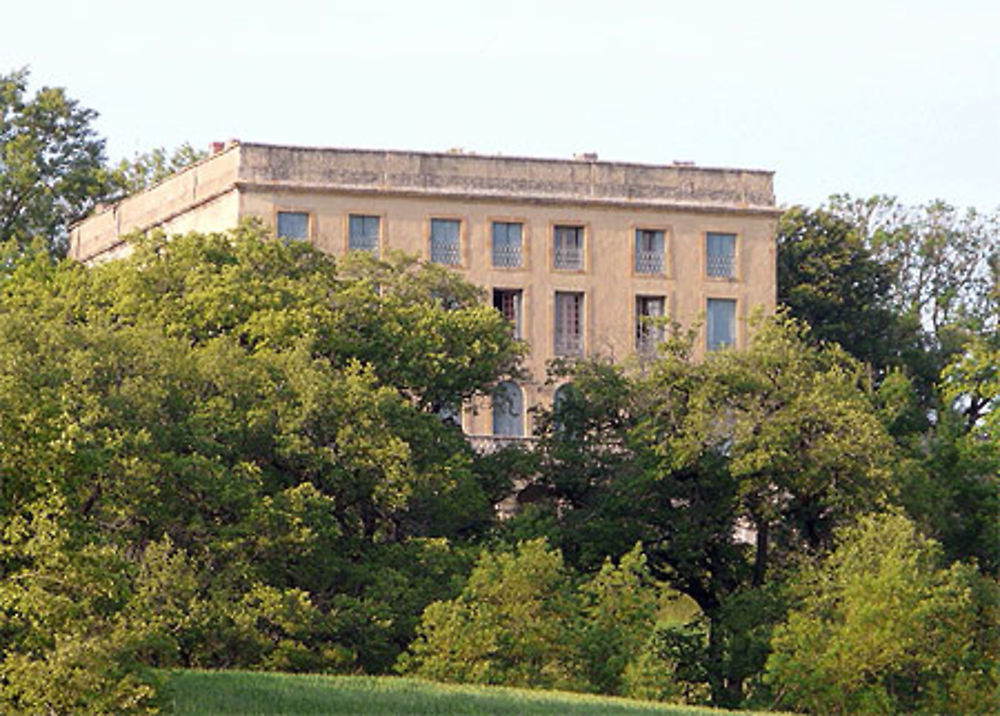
[635,249,664,274]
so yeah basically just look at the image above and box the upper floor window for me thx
[430,218,462,265]
[493,288,523,340]
[349,214,380,255]
[492,222,523,268]
[635,295,665,353]
[707,298,736,351]
[492,381,524,437]
[277,211,309,240]
[635,229,665,274]
[554,291,584,356]
[706,232,736,278]
[553,225,584,270]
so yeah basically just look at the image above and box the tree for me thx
[766,512,999,714]
[777,205,930,392]
[519,314,895,707]
[0,68,113,256]
[0,226,524,707]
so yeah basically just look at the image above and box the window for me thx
[430,218,461,265]
[492,222,523,268]
[277,211,309,240]
[554,291,583,356]
[553,225,584,270]
[707,232,736,278]
[492,381,524,437]
[635,229,665,274]
[707,298,736,350]
[349,214,380,255]
[635,295,665,352]
[493,289,523,339]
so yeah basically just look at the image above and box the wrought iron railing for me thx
[492,243,523,268]
[431,241,461,265]
[466,434,538,454]
[554,246,583,270]
[555,333,583,356]
[635,249,664,274]
[707,251,735,277]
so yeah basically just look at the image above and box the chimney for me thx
[210,141,225,154]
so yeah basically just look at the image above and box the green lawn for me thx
[163,670,749,715]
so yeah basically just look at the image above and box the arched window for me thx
[553,383,575,411]
[492,381,524,437]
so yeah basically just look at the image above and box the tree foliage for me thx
[0,68,113,256]
[516,314,895,707]
[766,512,999,714]
[0,226,523,710]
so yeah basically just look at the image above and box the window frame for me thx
[493,287,524,340]
[632,226,668,276]
[554,290,585,357]
[275,209,312,241]
[635,294,667,353]
[346,212,383,256]
[706,297,737,351]
[490,219,526,269]
[427,216,465,267]
[492,381,525,437]
[705,231,738,280]
[552,223,586,272]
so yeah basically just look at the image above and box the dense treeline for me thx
[1,69,998,713]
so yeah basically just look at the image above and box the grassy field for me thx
[164,670,748,715]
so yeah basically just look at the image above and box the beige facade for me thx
[70,142,780,438]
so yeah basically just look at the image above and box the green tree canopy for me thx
[0,68,113,256]
[766,512,999,714]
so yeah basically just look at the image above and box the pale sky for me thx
[4,1,998,211]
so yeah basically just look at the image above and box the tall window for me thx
[492,381,524,437]
[706,232,736,278]
[707,298,736,351]
[349,214,380,255]
[554,291,584,356]
[635,296,665,352]
[492,222,523,268]
[430,218,461,265]
[553,225,584,270]
[277,211,309,240]
[635,229,665,274]
[493,289,523,339]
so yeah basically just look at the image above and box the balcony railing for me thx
[431,241,461,265]
[554,245,583,270]
[707,252,735,278]
[635,250,664,274]
[467,434,537,454]
[555,333,583,356]
[492,243,523,268]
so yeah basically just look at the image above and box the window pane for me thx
[635,229,664,274]
[277,211,309,240]
[349,214,380,255]
[430,219,461,265]
[555,291,583,356]
[492,222,523,267]
[554,225,583,270]
[493,289,523,339]
[707,298,736,350]
[492,381,524,437]
[707,232,736,278]
[636,296,665,351]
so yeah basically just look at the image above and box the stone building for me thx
[70,142,780,440]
